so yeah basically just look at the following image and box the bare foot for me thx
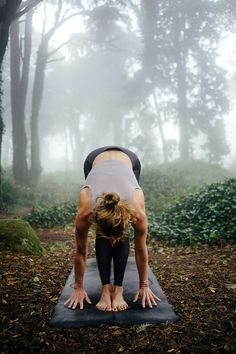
[111,286,128,311]
[96,285,112,311]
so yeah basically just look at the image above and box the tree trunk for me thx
[174,7,190,161]
[29,40,48,184]
[112,114,123,146]
[10,10,32,184]
[152,93,168,162]
[0,0,22,68]
[0,69,4,209]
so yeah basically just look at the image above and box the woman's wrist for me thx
[139,280,149,288]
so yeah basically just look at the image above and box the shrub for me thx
[0,219,44,255]
[155,178,236,245]
[140,160,231,213]
[1,169,81,210]
[23,201,77,228]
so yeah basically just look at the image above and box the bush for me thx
[155,178,236,245]
[0,219,44,255]
[23,201,77,228]
[1,169,81,210]
[140,159,231,212]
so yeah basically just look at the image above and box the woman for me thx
[64,146,160,312]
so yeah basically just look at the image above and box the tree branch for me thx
[47,56,65,64]
[47,38,72,59]
[45,11,86,41]
[14,0,42,19]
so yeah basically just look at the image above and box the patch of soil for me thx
[0,227,235,354]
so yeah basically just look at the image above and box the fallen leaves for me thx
[0,229,236,354]
[225,283,236,290]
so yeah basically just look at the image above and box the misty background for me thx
[1,0,236,188]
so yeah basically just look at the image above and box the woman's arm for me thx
[64,188,92,309]
[132,189,161,308]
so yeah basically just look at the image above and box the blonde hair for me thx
[92,192,133,242]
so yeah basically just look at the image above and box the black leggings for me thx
[84,146,141,286]
[95,237,130,286]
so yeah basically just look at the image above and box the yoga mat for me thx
[50,257,179,327]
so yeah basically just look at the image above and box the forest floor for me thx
[0,224,236,354]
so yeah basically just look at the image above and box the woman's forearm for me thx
[135,247,149,287]
[74,251,87,288]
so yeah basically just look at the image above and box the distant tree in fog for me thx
[129,0,231,163]
[0,0,40,201]
[29,0,81,184]
[10,8,33,184]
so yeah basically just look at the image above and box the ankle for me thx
[101,284,111,294]
[113,285,123,294]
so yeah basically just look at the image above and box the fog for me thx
[2,0,236,184]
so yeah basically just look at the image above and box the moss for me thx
[0,219,44,255]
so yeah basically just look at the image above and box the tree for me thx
[29,0,83,184]
[136,0,231,162]
[10,8,33,184]
[0,69,4,209]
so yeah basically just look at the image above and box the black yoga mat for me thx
[50,257,178,328]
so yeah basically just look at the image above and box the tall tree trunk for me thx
[0,0,22,68]
[29,2,80,184]
[140,0,158,81]
[174,6,190,161]
[29,40,48,184]
[152,93,168,162]
[112,114,123,146]
[0,69,4,209]
[10,10,32,184]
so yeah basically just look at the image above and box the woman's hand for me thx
[133,287,161,308]
[64,287,92,310]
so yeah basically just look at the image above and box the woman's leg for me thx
[95,237,113,311]
[111,238,130,311]
[95,237,113,285]
[112,238,130,286]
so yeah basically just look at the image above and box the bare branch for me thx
[45,11,86,40]
[47,38,73,58]
[14,0,42,19]
[42,1,47,36]
[47,56,65,64]
[54,0,63,26]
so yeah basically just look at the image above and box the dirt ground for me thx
[0,225,236,354]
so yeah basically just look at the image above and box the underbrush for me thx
[23,202,77,228]
[1,169,81,211]
[155,178,236,245]
[3,162,235,246]
[140,159,231,212]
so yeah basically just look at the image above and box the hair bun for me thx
[104,193,120,210]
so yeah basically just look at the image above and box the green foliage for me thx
[140,160,231,213]
[23,202,77,228]
[0,219,44,255]
[155,178,236,245]
[1,169,81,210]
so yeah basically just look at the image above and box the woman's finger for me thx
[72,298,79,310]
[133,291,139,302]
[64,297,71,306]
[142,292,146,308]
[146,293,153,308]
[149,294,158,306]
[79,300,84,310]
[85,294,92,304]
